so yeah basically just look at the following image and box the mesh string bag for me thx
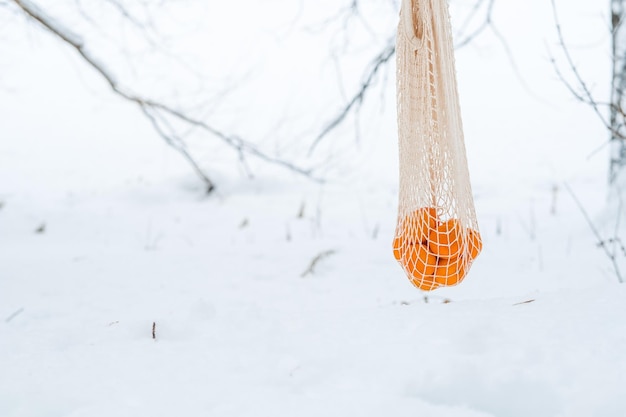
[393,0,482,291]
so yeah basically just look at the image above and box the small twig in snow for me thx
[5,308,24,323]
[551,184,559,215]
[35,223,46,234]
[371,223,379,239]
[297,201,305,219]
[301,250,336,277]
[395,296,450,306]
[513,299,535,306]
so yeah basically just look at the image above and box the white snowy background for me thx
[1,1,625,416]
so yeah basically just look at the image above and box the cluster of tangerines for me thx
[393,207,482,291]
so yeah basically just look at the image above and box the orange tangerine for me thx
[392,237,404,261]
[411,276,440,291]
[428,218,461,258]
[467,228,483,260]
[403,243,437,278]
[415,207,438,243]
[434,256,467,286]
[400,207,438,245]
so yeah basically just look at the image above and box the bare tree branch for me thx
[455,0,487,39]
[103,0,150,30]
[455,0,494,48]
[306,0,360,34]
[549,0,619,139]
[10,0,319,193]
[309,39,395,155]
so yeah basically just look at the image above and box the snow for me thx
[1,1,626,416]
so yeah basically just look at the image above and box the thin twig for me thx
[301,249,336,277]
[565,182,624,283]
[455,0,494,48]
[5,308,24,323]
[513,299,535,306]
[309,41,396,155]
[455,0,487,40]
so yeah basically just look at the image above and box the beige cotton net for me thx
[393,0,482,291]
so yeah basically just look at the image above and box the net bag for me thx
[393,0,482,291]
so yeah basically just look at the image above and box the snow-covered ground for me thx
[2,1,626,416]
